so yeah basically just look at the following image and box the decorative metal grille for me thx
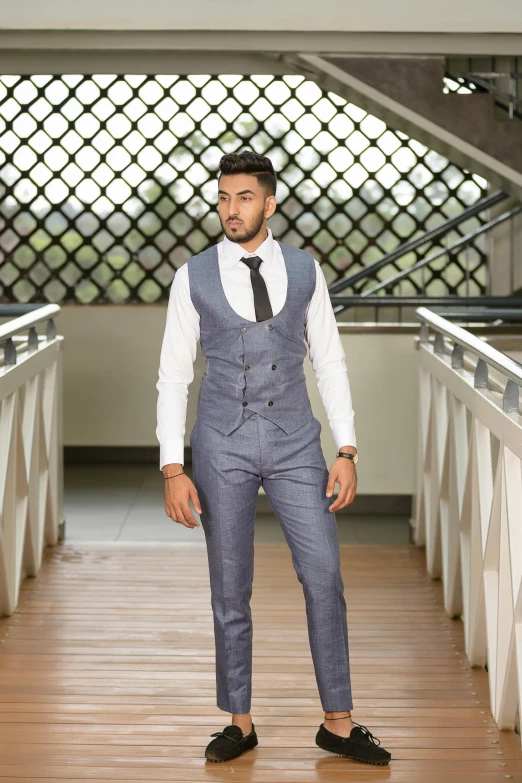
[443,75,478,96]
[0,74,488,305]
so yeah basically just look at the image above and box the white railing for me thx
[0,304,64,616]
[413,306,522,730]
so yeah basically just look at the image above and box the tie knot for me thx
[241,255,263,270]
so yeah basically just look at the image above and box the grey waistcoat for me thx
[187,241,316,436]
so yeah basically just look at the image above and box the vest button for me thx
[268,401,273,406]
[271,364,276,370]
[242,401,248,406]
[267,324,274,330]
[241,326,247,332]
[245,365,250,370]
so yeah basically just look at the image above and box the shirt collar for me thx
[220,226,276,269]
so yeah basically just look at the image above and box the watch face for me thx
[353,453,359,464]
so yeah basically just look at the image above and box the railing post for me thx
[474,358,488,388]
[46,318,57,341]
[3,338,17,366]
[452,344,464,368]
[27,326,38,352]
[434,333,445,354]
[503,379,520,412]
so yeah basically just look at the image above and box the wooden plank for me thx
[0,542,519,782]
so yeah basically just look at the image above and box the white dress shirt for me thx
[156,227,356,469]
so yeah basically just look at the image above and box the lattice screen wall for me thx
[0,74,488,305]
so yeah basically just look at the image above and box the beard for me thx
[221,208,266,244]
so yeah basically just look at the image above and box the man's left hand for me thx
[326,452,357,512]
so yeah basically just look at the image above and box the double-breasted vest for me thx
[187,241,317,436]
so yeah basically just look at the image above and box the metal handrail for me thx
[328,189,508,295]
[461,72,522,112]
[459,67,522,118]
[427,307,522,324]
[0,304,53,317]
[330,295,522,309]
[0,304,60,343]
[361,204,522,297]
[416,306,522,388]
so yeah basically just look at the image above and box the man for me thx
[156,150,391,766]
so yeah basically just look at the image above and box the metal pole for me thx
[509,214,515,295]
[465,246,470,297]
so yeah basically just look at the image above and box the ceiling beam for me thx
[0,30,522,60]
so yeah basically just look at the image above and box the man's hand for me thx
[163,464,202,529]
[326,449,358,512]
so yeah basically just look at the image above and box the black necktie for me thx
[240,256,274,322]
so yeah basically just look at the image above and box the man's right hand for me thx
[162,464,202,529]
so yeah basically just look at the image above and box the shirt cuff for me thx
[159,439,185,471]
[331,421,357,451]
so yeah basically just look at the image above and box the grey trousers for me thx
[190,411,353,714]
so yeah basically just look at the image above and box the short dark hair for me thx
[218,150,277,196]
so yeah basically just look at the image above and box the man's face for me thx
[218,173,276,244]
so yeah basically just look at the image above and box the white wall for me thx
[2,0,522,33]
[57,306,419,495]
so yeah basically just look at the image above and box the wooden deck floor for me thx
[0,540,520,782]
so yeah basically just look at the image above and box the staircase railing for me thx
[0,304,64,615]
[413,306,522,731]
[446,57,522,120]
[331,204,522,318]
[328,189,508,298]
[328,190,521,321]
[423,307,522,324]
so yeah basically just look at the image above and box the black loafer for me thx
[316,720,391,765]
[205,723,258,762]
